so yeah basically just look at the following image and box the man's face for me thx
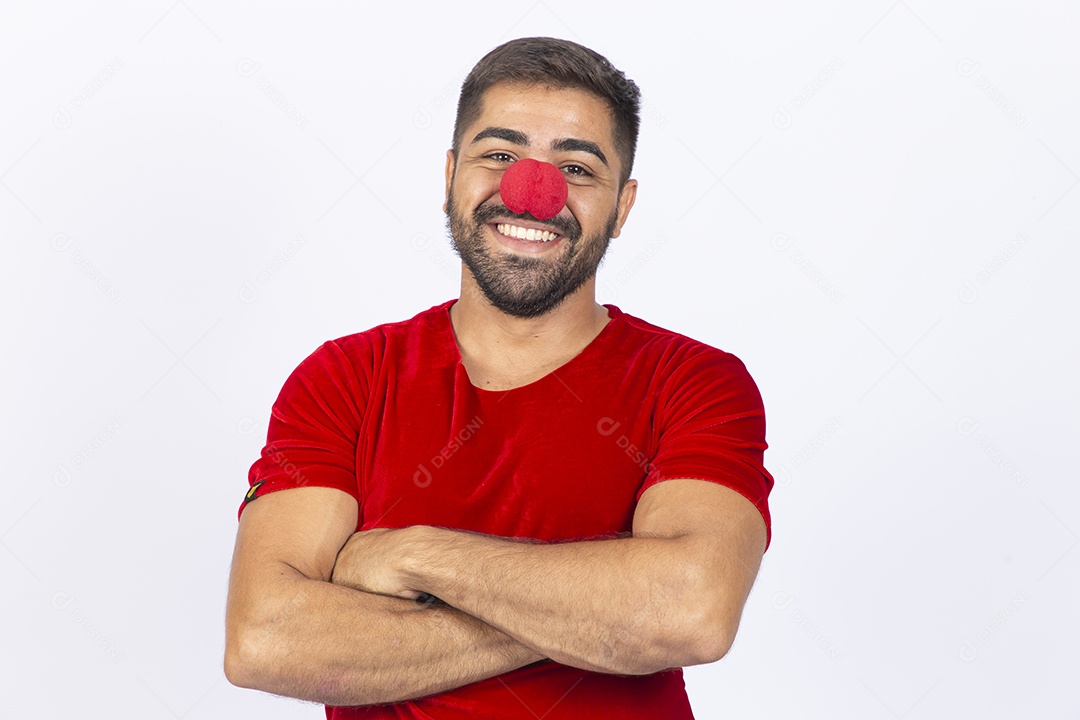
[444,83,637,319]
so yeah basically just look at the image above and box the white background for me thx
[2,1,1078,717]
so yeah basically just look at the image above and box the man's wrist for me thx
[404,524,496,605]
[400,524,450,598]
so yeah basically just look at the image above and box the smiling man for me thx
[225,37,775,719]
[445,81,631,326]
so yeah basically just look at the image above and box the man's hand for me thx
[330,526,427,601]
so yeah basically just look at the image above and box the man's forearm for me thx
[227,563,548,706]
[401,529,709,675]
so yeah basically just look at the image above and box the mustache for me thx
[473,202,581,239]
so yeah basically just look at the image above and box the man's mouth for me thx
[495,222,560,243]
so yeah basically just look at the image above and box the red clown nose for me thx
[499,158,568,221]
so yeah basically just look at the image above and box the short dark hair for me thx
[452,37,641,188]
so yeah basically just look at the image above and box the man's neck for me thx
[449,280,610,372]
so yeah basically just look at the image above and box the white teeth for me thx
[496,223,559,242]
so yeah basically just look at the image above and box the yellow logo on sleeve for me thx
[244,481,265,503]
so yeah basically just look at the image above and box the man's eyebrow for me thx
[472,128,609,167]
[472,127,529,145]
[552,138,608,166]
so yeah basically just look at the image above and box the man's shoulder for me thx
[326,299,455,352]
[280,300,453,382]
[612,305,747,372]
[614,308,764,414]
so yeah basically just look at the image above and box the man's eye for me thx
[486,153,514,163]
[563,164,591,177]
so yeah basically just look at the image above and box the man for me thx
[225,36,774,719]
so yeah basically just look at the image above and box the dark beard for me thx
[445,187,617,319]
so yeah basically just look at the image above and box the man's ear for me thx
[443,149,456,214]
[610,178,638,239]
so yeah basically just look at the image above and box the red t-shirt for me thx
[239,298,774,719]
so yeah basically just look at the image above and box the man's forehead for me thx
[474,83,613,129]
[469,82,618,153]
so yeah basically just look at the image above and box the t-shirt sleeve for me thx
[238,339,367,521]
[637,345,775,552]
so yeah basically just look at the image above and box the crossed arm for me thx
[224,479,766,705]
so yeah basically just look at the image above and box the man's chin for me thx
[466,269,574,318]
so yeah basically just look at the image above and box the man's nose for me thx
[499,158,568,221]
